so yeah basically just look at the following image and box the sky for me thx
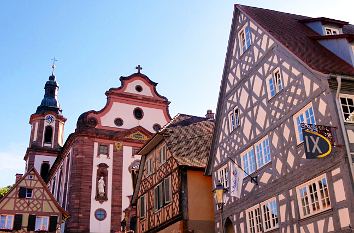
[0,1,353,187]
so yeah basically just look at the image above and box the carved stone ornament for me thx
[115,141,123,151]
[95,163,109,203]
[125,131,148,141]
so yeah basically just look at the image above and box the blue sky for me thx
[0,1,353,187]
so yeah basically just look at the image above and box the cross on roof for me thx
[51,57,58,75]
[135,65,142,73]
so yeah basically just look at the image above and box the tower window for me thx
[40,162,50,182]
[44,126,53,144]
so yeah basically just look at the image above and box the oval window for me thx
[135,85,143,92]
[153,124,161,132]
[133,108,144,120]
[95,208,107,221]
[114,118,123,127]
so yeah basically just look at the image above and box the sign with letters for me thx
[230,161,243,198]
[303,130,332,159]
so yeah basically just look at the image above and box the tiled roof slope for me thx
[237,5,354,76]
[162,114,214,168]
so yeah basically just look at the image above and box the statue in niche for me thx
[96,163,108,203]
[98,176,105,197]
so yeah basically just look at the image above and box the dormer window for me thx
[324,26,339,35]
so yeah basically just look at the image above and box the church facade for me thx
[23,68,171,232]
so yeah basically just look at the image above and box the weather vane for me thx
[135,65,142,73]
[51,57,58,75]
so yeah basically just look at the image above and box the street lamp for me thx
[213,182,227,233]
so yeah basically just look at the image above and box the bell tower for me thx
[24,62,66,182]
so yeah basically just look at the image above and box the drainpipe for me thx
[335,76,354,184]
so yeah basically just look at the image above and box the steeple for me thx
[36,59,62,114]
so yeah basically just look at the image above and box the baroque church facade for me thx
[23,68,171,232]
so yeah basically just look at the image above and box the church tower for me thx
[24,65,66,182]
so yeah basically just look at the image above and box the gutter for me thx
[335,76,354,184]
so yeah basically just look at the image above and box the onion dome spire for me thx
[36,58,62,114]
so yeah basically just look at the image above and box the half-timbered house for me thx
[0,168,68,232]
[132,113,215,233]
[206,4,354,233]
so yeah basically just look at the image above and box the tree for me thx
[0,185,11,199]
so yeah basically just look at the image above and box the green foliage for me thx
[0,185,12,199]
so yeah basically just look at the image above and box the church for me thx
[23,65,171,232]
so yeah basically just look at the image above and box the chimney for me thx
[15,174,23,183]
[205,110,215,120]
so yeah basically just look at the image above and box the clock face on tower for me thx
[45,115,55,124]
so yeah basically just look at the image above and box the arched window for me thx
[44,126,53,144]
[224,218,235,233]
[40,162,50,182]
[57,169,63,202]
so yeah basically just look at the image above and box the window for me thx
[135,85,143,92]
[153,123,162,132]
[114,118,124,127]
[246,205,262,233]
[294,104,316,143]
[340,95,354,122]
[159,146,167,165]
[154,183,164,211]
[35,216,49,231]
[44,126,53,144]
[139,195,146,218]
[217,165,229,188]
[325,27,339,35]
[239,25,252,54]
[94,209,107,221]
[98,145,109,155]
[296,174,331,218]
[229,107,240,132]
[268,69,283,98]
[133,107,144,120]
[242,148,256,175]
[40,162,50,182]
[146,158,153,175]
[164,176,172,203]
[0,215,13,230]
[255,137,271,168]
[261,198,279,232]
[154,176,172,211]
[18,187,32,198]
[246,197,279,233]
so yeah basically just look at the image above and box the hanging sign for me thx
[303,130,332,159]
[230,161,243,198]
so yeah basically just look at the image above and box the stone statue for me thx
[98,176,105,197]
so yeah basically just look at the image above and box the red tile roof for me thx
[236,5,354,76]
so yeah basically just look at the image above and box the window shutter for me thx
[49,216,58,232]
[18,187,26,198]
[159,183,164,208]
[13,214,23,230]
[154,187,158,210]
[27,215,36,231]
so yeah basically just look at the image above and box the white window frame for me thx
[159,145,167,165]
[146,158,153,176]
[296,174,331,219]
[255,136,271,169]
[261,197,279,232]
[164,176,172,204]
[241,147,257,175]
[35,216,49,231]
[0,215,14,230]
[139,194,146,219]
[98,144,109,155]
[246,204,263,233]
[293,103,316,144]
[339,94,354,123]
[217,164,229,189]
[229,107,240,132]
[324,26,339,35]
[267,68,284,99]
[25,188,33,198]
[239,24,252,54]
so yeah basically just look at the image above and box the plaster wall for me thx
[89,142,113,233]
[121,146,141,218]
[124,80,154,97]
[100,102,168,132]
[33,155,57,175]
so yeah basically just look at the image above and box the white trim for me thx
[339,94,354,123]
[293,102,316,144]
